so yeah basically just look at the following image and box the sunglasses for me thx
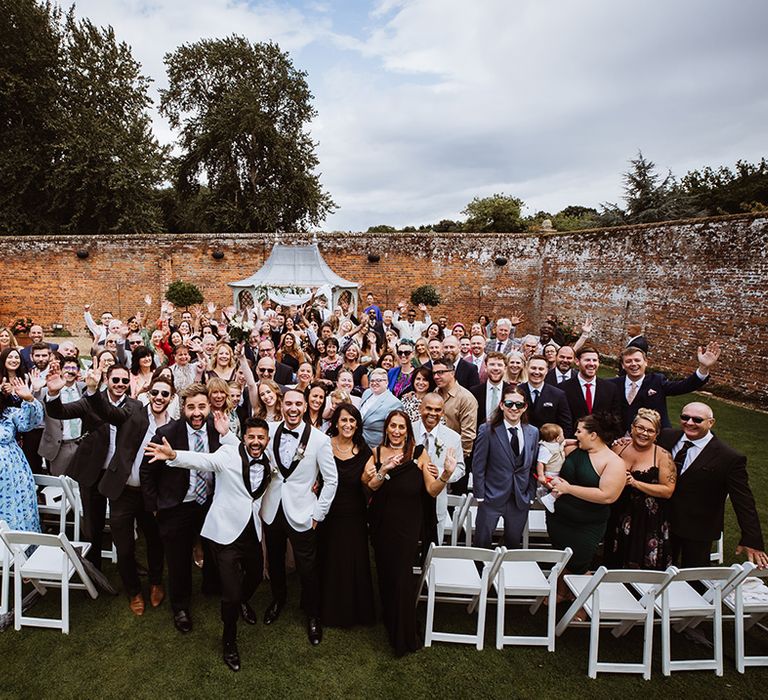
[149,389,171,398]
[397,349,412,356]
[432,368,453,375]
[680,414,706,424]
[257,368,274,374]
[503,400,526,409]
[129,340,142,346]
[110,377,130,385]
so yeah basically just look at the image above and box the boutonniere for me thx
[294,444,306,462]
[647,389,657,396]
[270,466,279,477]
[434,439,444,458]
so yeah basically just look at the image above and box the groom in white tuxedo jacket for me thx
[145,414,273,672]
[261,389,337,645]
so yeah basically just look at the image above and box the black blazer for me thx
[140,417,222,512]
[519,382,574,438]
[658,429,764,549]
[544,367,575,387]
[454,358,480,391]
[560,376,621,428]
[607,371,709,431]
[85,390,152,501]
[627,335,650,354]
[469,381,511,425]
[45,392,141,487]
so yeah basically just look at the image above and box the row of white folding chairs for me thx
[0,520,97,633]
[416,544,573,651]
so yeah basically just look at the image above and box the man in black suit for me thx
[469,352,509,425]
[84,371,171,616]
[608,343,720,432]
[626,323,649,354]
[254,339,293,385]
[519,355,573,438]
[442,335,479,391]
[140,382,221,633]
[45,363,140,569]
[20,325,59,369]
[657,402,767,569]
[544,345,577,386]
[560,346,621,429]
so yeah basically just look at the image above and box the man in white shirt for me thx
[392,304,432,341]
[545,345,577,386]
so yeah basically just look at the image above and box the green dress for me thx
[546,449,610,573]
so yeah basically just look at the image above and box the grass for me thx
[2,392,767,699]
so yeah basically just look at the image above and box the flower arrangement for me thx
[226,312,255,345]
[11,317,33,335]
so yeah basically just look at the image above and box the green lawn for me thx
[2,392,767,699]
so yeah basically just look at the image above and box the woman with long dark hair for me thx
[362,409,456,655]
[129,345,156,398]
[319,403,375,628]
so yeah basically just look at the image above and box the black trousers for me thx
[264,504,320,618]
[671,534,713,568]
[157,500,218,613]
[109,486,164,596]
[209,519,263,643]
[80,482,108,569]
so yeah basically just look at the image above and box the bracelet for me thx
[439,474,449,483]
[375,472,390,482]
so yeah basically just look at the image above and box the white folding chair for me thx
[556,566,677,679]
[521,509,550,549]
[710,532,724,564]
[34,474,71,535]
[719,562,768,672]
[0,520,11,616]
[437,494,469,546]
[633,564,743,676]
[489,547,572,651]
[463,496,504,546]
[1,530,98,634]
[417,544,500,650]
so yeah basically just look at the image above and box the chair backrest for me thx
[33,473,63,489]
[488,546,573,583]
[672,564,743,584]
[426,545,499,564]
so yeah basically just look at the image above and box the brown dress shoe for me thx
[150,584,165,608]
[129,594,145,616]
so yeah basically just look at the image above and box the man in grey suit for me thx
[484,317,519,356]
[472,385,539,549]
[359,368,403,448]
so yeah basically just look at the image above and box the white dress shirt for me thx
[503,419,523,454]
[578,375,595,402]
[672,431,714,474]
[127,408,161,487]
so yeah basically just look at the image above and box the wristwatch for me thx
[375,472,390,482]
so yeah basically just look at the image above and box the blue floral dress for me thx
[0,399,44,532]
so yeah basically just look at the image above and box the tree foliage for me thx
[165,281,203,308]
[410,285,441,307]
[462,193,526,232]
[160,36,336,233]
[681,158,768,215]
[0,0,166,233]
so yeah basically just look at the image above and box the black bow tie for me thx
[283,429,299,438]
[249,457,268,467]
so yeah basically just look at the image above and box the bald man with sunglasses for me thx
[657,402,767,569]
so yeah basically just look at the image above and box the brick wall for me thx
[2,213,766,404]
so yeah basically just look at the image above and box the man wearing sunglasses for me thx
[45,363,140,571]
[83,371,173,616]
[657,402,767,569]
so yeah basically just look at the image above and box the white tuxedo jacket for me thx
[262,422,338,532]
[168,432,268,545]
[412,420,465,523]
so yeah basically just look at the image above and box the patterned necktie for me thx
[585,383,593,414]
[422,432,431,452]
[627,381,638,404]
[508,426,520,456]
[192,430,209,504]
[674,440,695,474]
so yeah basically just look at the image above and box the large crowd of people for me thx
[0,292,766,672]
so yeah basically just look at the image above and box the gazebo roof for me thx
[228,243,358,289]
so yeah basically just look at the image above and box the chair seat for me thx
[528,510,547,534]
[430,558,483,595]
[19,541,91,579]
[567,575,647,620]
[635,581,712,616]
[495,561,549,595]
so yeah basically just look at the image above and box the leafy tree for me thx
[432,219,462,232]
[462,193,526,232]
[681,158,768,215]
[165,281,204,308]
[367,224,397,233]
[410,285,441,307]
[621,151,692,223]
[160,36,336,233]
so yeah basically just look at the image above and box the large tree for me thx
[462,193,526,232]
[0,0,166,233]
[160,36,336,233]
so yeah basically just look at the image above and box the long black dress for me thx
[319,444,376,627]
[604,446,672,570]
[369,445,431,656]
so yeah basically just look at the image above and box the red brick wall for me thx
[2,213,766,404]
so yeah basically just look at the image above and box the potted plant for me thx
[11,317,34,346]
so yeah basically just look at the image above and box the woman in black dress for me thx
[605,408,676,569]
[319,403,375,627]
[362,409,457,656]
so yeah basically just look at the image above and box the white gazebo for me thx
[229,243,359,313]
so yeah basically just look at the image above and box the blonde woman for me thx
[505,350,528,385]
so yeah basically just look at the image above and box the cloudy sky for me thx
[64,0,768,231]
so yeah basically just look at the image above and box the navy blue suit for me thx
[607,371,708,431]
[471,421,539,548]
[20,341,58,370]
[519,382,574,438]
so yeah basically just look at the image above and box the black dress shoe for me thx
[241,602,258,625]
[222,642,240,672]
[263,600,283,625]
[307,617,322,645]
[173,610,192,634]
